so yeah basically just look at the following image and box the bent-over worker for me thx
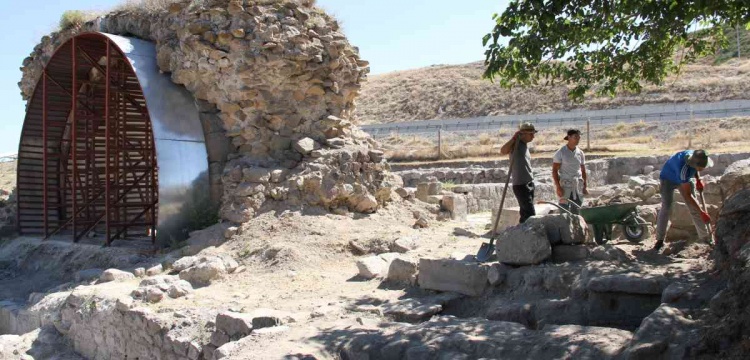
[653,149,713,251]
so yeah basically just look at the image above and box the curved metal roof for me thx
[17,32,209,245]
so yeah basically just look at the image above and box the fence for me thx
[0,153,17,163]
[362,100,750,162]
[361,100,750,138]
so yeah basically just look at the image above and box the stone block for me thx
[146,264,163,276]
[251,309,285,329]
[381,293,462,323]
[587,273,669,295]
[356,255,386,279]
[491,203,558,233]
[495,220,552,266]
[526,213,589,245]
[386,257,418,284]
[418,258,488,296]
[440,194,467,221]
[100,269,135,283]
[487,263,511,286]
[167,280,194,298]
[292,137,320,155]
[391,236,419,253]
[551,245,590,263]
[179,257,227,286]
[415,183,430,202]
[215,312,253,338]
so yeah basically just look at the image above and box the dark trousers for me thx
[512,181,536,224]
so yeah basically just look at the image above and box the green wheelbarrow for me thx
[542,201,649,245]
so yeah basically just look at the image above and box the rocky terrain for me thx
[0,153,747,359]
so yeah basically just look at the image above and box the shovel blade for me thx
[476,242,495,262]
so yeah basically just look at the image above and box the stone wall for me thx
[451,183,556,214]
[19,0,398,223]
[395,152,750,188]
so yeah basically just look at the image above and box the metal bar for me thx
[105,39,111,246]
[44,73,100,117]
[76,46,149,118]
[42,69,48,238]
[111,203,155,241]
[71,37,77,241]
[47,167,152,239]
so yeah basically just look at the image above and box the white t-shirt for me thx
[553,145,585,180]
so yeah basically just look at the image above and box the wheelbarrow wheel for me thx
[622,216,647,243]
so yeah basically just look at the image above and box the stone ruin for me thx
[18,0,401,226]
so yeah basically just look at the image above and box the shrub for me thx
[59,10,93,30]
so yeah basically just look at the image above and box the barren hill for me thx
[355,59,750,125]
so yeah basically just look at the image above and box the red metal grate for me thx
[17,33,157,245]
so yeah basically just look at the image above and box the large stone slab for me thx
[492,203,558,233]
[495,220,552,265]
[380,293,463,323]
[418,258,488,296]
[526,213,589,245]
[587,273,669,295]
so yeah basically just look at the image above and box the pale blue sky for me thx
[0,0,508,154]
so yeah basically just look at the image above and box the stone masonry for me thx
[19,0,400,223]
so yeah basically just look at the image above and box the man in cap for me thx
[500,122,537,223]
[552,129,588,214]
[653,149,714,251]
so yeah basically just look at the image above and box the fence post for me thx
[438,126,443,160]
[586,119,591,151]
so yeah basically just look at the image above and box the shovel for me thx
[697,183,714,245]
[477,137,518,262]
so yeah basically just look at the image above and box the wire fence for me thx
[361,100,750,138]
[368,106,750,162]
[0,154,17,163]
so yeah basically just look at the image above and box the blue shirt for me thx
[660,150,696,184]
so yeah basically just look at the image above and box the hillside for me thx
[355,44,750,125]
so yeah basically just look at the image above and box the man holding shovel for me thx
[552,129,588,214]
[653,149,714,251]
[500,122,538,223]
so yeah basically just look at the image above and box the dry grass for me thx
[379,117,750,162]
[59,10,99,29]
[355,59,750,125]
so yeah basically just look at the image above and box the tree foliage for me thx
[482,0,750,101]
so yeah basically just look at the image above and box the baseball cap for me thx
[564,129,581,140]
[519,122,538,133]
[688,149,714,168]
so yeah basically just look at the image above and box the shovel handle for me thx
[490,136,519,236]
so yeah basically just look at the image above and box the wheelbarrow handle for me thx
[538,201,576,216]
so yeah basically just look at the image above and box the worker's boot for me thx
[652,240,664,252]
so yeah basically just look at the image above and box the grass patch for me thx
[59,10,98,30]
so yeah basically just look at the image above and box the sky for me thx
[0,0,509,155]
